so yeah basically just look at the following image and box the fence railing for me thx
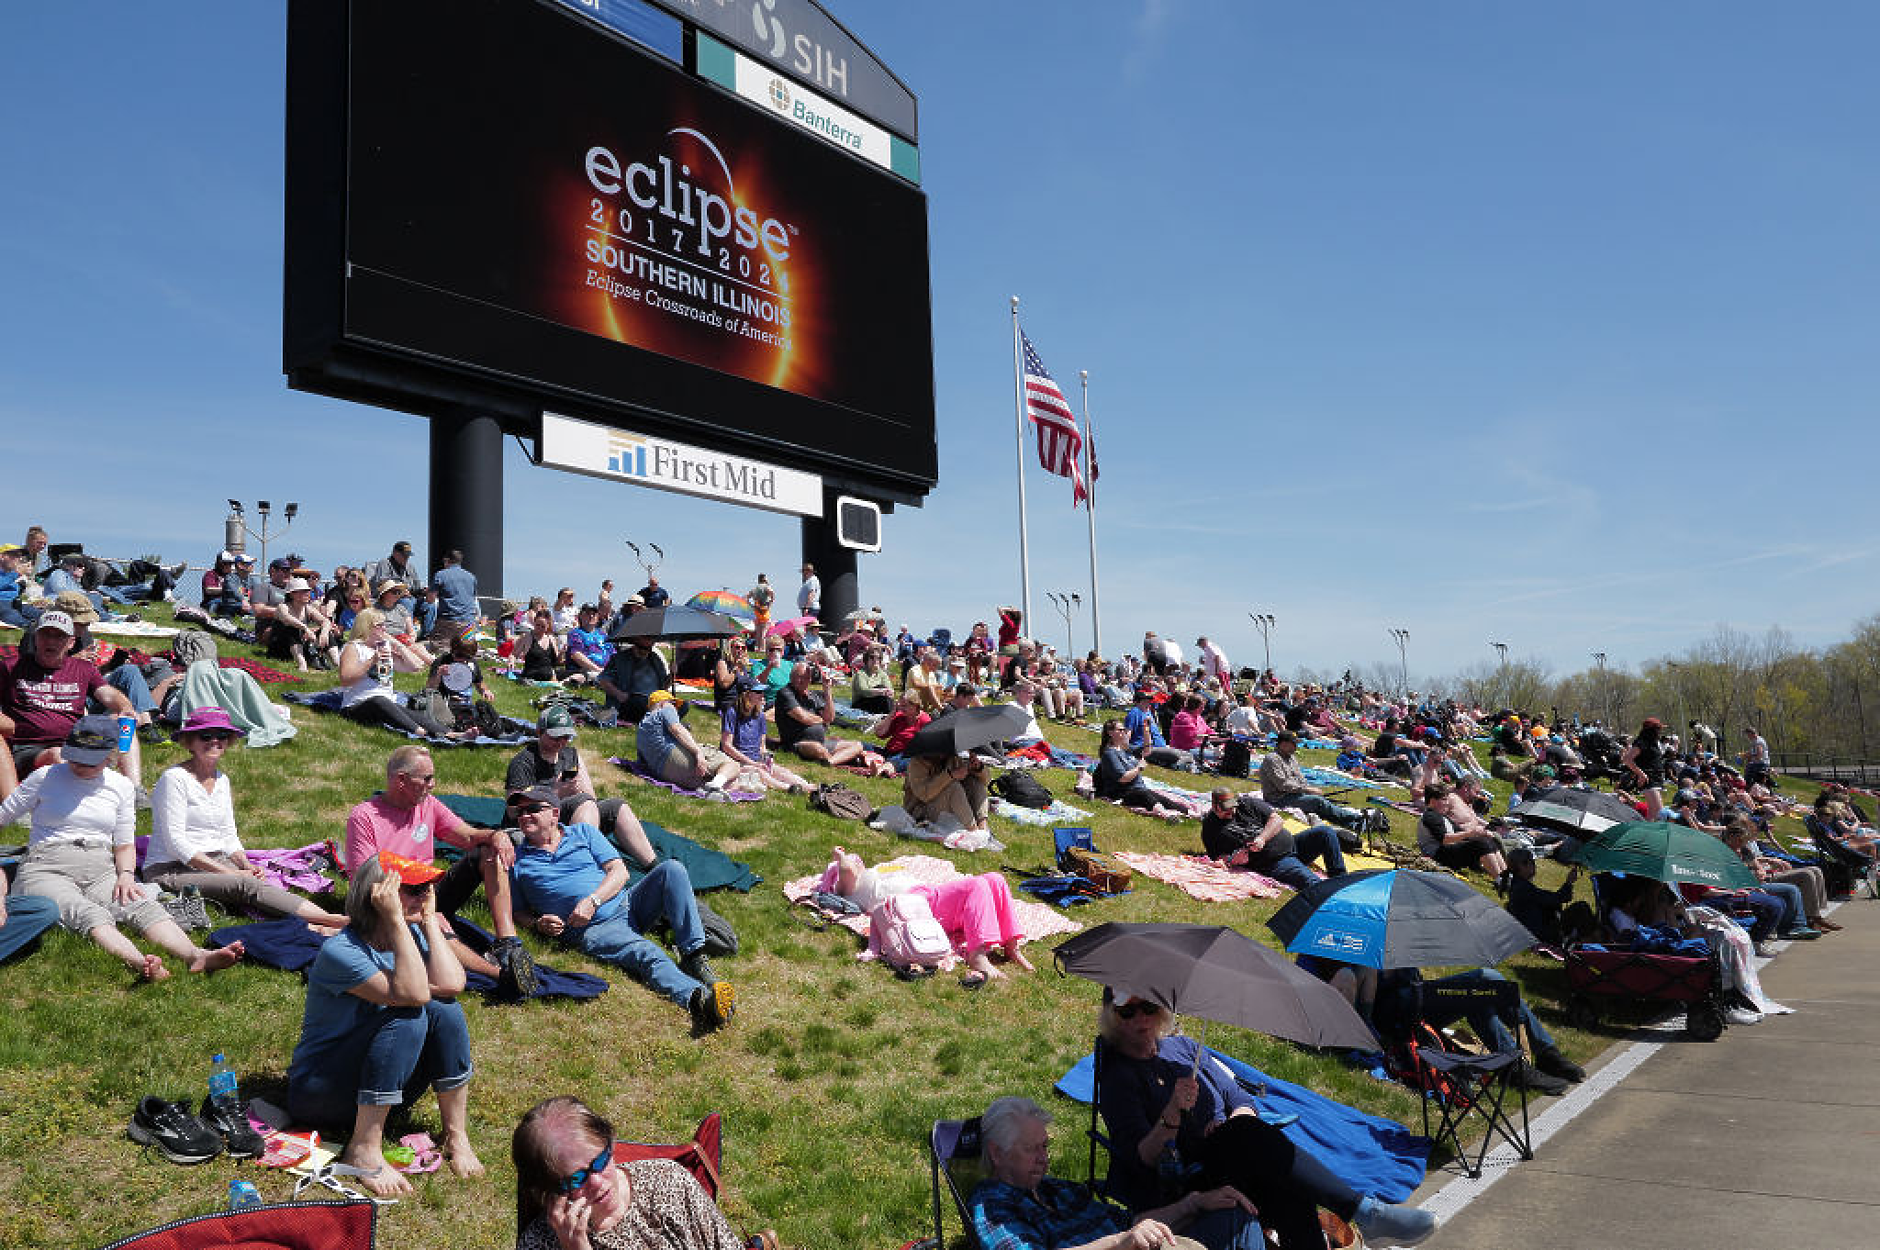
[1772,752,1880,786]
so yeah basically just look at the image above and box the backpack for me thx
[868,892,952,972]
[171,629,220,668]
[989,771,1053,810]
[1218,739,1252,778]
[808,782,874,821]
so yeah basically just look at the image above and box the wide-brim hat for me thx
[53,590,99,624]
[177,706,247,739]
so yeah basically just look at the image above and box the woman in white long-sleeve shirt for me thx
[2,715,245,981]
[142,706,346,930]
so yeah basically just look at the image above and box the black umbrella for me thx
[903,703,1037,757]
[1509,785,1638,834]
[1265,869,1536,970]
[1053,922,1377,1051]
[609,605,744,643]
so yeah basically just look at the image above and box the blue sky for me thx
[3,2,1875,685]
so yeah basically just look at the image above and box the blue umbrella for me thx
[1265,869,1536,970]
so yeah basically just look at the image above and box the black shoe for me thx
[679,949,718,987]
[1535,1047,1587,1083]
[128,1096,224,1164]
[492,937,540,999]
[198,1095,267,1158]
[1514,1065,1569,1095]
[689,981,736,1032]
[137,722,168,746]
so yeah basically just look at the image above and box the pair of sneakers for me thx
[129,1095,264,1163]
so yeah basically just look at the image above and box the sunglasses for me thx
[512,803,554,816]
[557,1141,615,1193]
[1113,1001,1162,1020]
[196,731,237,743]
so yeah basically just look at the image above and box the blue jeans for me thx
[574,861,707,1008]
[288,998,473,1128]
[1432,968,1555,1053]
[1264,826,1349,890]
[1188,1207,1265,1250]
[0,895,60,964]
[1285,793,1362,830]
[106,667,157,716]
[1751,884,1805,935]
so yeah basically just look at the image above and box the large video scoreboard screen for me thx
[285,0,937,498]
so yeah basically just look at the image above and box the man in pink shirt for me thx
[344,744,537,997]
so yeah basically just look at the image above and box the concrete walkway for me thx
[1408,895,1880,1249]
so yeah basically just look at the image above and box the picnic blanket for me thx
[781,854,1081,959]
[207,916,609,1001]
[88,620,181,639]
[871,804,1006,852]
[132,836,340,897]
[607,756,766,802]
[433,795,761,893]
[1111,851,1288,902]
[993,797,1094,827]
[1139,778,1210,816]
[1055,1048,1427,1203]
[1300,765,1385,790]
[213,655,302,684]
[283,689,535,746]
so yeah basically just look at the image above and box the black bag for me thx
[808,782,873,821]
[694,898,740,956]
[1218,739,1252,778]
[989,771,1053,810]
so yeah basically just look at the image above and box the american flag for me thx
[1021,329,1088,506]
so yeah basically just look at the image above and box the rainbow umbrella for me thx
[686,590,753,621]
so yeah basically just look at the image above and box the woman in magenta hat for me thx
[142,705,348,929]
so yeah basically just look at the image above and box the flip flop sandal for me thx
[959,971,989,990]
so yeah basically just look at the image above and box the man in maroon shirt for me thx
[0,611,136,799]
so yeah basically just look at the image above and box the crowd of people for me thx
[4,526,1874,1248]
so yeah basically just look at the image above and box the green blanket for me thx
[435,793,760,892]
[175,658,298,748]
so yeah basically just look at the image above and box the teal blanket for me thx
[435,794,760,892]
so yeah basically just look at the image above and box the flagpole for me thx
[1010,296,1033,633]
[1080,369,1102,659]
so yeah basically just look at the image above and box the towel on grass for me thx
[433,795,761,892]
[1111,851,1288,901]
[1055,1048,1427,1203]
[781,853,1081,954]
[993,797,1093,827]
[607,756,765,802]
[282,689,535,746]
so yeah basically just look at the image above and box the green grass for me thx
[0,613,1831,1248]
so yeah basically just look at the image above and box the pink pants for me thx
[915,873,1021,955]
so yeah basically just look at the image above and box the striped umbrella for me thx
[685,590,754,621]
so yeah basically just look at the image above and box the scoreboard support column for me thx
[802,488,859,629]
[429,406,505,599]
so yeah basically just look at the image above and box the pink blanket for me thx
[1111,851,1288,902]
[782,854,1083,958]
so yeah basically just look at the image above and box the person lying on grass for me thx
[822,845,1033,985]
[0,714,245,981]
[286,851,481,1196]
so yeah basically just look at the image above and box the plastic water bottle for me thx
[227,1179,262,1211]
[208,1052,240,1111]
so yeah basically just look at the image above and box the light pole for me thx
[623,541,665,584]
[1046,591,1080,657]
[1591,652,1608,726]
[1387,627,1410,696]
[226,499,299,574]
[1248,613,1275,672]
[1490,641,1509,708]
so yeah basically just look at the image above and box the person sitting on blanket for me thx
[337,610,458,740]
[1258,732,1363,832]
[344,745,539,997]
[903,750,991,835]
[868,690,931,769]
[1415,780,1509,885]
[426,626,499,732]
[508,705,660,865]
[1096,990,1436,1250]
[637,690,743,792]
[505,784,734,1032]
[969,1095,1263,1250]
[1094,720,1189,823]
[905,646,947,715]
[597,636,667,724]
[518,609,595,686]
[1200,789,1347,890]
[776,662,894,775]
[824,846,1033,984]
[1003,681,1051,745]
[286,851,483,1196]
[143,705,348,930]
[374,579,418,642]
[513,1095,765,1250]
[717,677,812,793]
[1,714,247,981]
[0,610,142,801]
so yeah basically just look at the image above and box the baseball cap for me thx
[646,689,674,707]
[376,850,444,885]
[34,610,76,636]
[216,550,236,563]
[59,551,88,566]
[393,540,413,553]
[507,783,559,812]
[1274,729,1298,744]
[235,552,255,564]
[537,705,577,738]
[63,714,121,765]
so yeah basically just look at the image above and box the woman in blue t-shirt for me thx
[716,678,811,793]
[286,851,480,1198]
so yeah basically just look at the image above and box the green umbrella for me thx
[1569,820,1758,889]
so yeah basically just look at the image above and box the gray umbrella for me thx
[609,605,744,643]
[1510,785,1638,834]
[1053,922,1377,1051]
[903,703,1038,758]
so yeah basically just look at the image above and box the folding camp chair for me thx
[1805,815,1873,898]
[929,1117,988,1250]
[516,1114,723,1240]
[1410,978,1533,1179]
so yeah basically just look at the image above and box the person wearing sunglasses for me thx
[1096,990,1436,1250]
[513,1095,763,1250]
[287,850,479,1198]
[141,705,347,929]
